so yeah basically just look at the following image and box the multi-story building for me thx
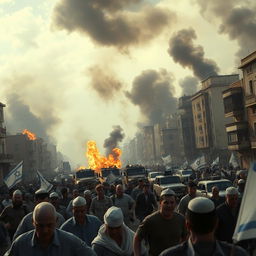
[178,96,197,161]
[142,126,156,165]
[0,102,12,185]
[191,75,240,163]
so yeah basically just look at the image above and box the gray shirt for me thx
[13,212,65,241]
[5,229,96,256]
[90,196,113,222]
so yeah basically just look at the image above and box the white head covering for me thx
[13,190,22,196]
[160,188,176,197]
[72,196,86,207]
[49,192,59,198]
[104,206,123,227]
[83,190,92,195]
[226,187,238,195]
[35,188,48,195]
[238,179,245,184]
[188,197,215,214]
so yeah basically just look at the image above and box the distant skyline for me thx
[0,0,255,168]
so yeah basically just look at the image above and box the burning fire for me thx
[86,140,122,174]
[22,129,37,140]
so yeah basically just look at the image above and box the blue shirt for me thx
[60,215,102,246]
[4,229,96,256]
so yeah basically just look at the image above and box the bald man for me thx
[5,202,96,256]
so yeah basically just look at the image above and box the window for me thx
[228,133,238,143]
[196,103,201,111]
[249,80,253,94]
[246,65,252,74]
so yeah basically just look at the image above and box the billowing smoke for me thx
[52,0,174,49]
[126,69,177,124]
[87,66,123,101]
[104,125,125,156]
[196,0,256,58]
[179,76,199,95]
[5,93,58,142]
[168,28,219,80]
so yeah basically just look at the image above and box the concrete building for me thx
[0,102,12,185]
[178,96,197,162]
[192,75,240,163]
[142,126,156,165]
[223,51,256,168]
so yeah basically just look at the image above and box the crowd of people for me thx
[0,169,252,255]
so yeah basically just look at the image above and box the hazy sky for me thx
[0,0,255,168]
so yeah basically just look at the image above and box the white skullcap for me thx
[104,206,123,227]
[72,196,86,207]
[35,188,49,195]
[238,179,245,184]
[188,197,215,214]
[49,192,59,198]
[160,188,176,197]
[83,190,91,195]
[13,190,22,196]
[226,187,238,195]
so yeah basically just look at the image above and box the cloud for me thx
[179,76,199,96]
[126,69,177,124]
[103,125,125,156]
[196,0,256,58]
[87,65,123,101]
[168,28,219,80]
[52,0,174,49]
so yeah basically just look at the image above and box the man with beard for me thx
[134,188,187,256]
[0,190,29,240]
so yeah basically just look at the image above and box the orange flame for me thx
[22,129,37,140]
[76,166,86,171]
[86,140,122,174]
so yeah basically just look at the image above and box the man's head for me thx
[159,189,176,218]
[72,196,87,224]
[225,187,239,208]
[33,202,57,244]
[35,189,49,205]
[49,192,60,208]
[72,189,79,199]
[61,187,68,198]
[83,190,92,202]
[186,197,217,235]
[95,184,105,198]
[104,206,123,239]
[138,179,144,188]
[12,190,23,207]
[116,184,123,197]
[143,183,150,193]
[238,179,245,192]
[211,186,219,198]
[187,181,197,197]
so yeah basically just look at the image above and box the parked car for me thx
[176,169,193,184]
[123,165,147,185]
[197,179,233,198]
[153,175,187,199]
[148,172,163,184]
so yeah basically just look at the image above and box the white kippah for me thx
[188,197,215,213]
[13,190,22,196]
[160,188,176,197]
[72,196,86,207]
[238,179,245,184]
[49,192,59,198]
[35,188,48,195]
[83,190,91,195]
[104,206,123,227]
[226,187,238,195]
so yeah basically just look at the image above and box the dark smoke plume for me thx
[52,0,174,49]
[104,125,125,156]
[5,93,57,141]
[126,69,177,124]
[87,66,123,101]
[179,76,199,95]
[168,28,219,80]
[196,0,256,58]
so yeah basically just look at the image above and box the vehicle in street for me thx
[123,165,147,184]
[73,169,97,189]
[153,175,187,199]
[147,171,163,184]
[197,179,233,198]
[176,169,193,184]
[98,168,121,183]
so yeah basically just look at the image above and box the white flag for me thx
[4,161,23,189]
[233,163,256,242]
[229,152,239,168]
[162,155,172,165]
[106,171,118,184]
[191,156,207,171]
[37,171,53,192]
[182,160,189,169]
[211,157,219,168]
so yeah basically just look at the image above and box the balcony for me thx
[245,94,256,107]
[226,122,248,133]
[228,141,250,151]
[0,153,13,163]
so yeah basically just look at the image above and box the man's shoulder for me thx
[13,229,34,243]
[86,214,102,224]
[143,211,161,222]
[218,241,248,255]
[160,241,187,255]
[60,217,74,227]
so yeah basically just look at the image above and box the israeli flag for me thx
[162,155,172,165]
[37,171,53,192]
[106,171,118,185]
[211,156,219,168]
[191,155,207,171]
[4,161,23,189]
[229,152,239,168]
[233,163,256,242]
